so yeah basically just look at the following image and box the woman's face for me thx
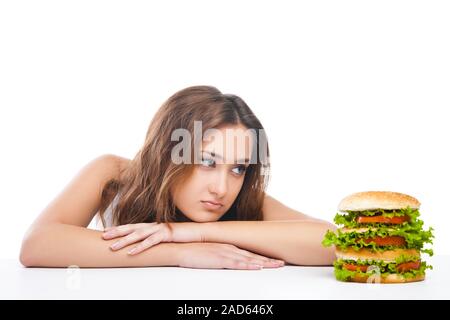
[171,124,253,222]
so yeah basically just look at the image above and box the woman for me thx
[20,85,336,269]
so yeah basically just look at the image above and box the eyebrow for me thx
[202,151,250,164]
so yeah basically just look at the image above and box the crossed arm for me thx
[103,196,337,266]
[20,218,336,268]
[21,196,336,268]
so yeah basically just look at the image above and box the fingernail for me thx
[270,259,279,263]
[128,248,137,255]
[110,242,121,250]
[250,264,263,269]
[103,232,113,238]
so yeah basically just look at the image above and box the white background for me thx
[2,256,449,299]
[1,0,449,260]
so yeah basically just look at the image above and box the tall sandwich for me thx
[322,191,434,283]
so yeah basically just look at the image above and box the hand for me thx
[175,242,285,270]
[102,222,202,255]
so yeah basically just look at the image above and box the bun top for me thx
[338,191,420,211]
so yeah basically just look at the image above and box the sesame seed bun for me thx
[338,191,421,212]
[350,273,425,284]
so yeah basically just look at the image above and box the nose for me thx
[208,169,228,198]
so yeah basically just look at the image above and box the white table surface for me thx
[1,256,447,300]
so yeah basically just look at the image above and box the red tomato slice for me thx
[396,260,421,272]
[343,263,368,272]
[360,236,406,246]
[356,215,410,224]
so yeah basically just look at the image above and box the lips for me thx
[201,200,223,206]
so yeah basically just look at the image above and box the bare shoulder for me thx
[112,154,131,167]
[96,154,131,179]
[262,194,312,221]
[28,154,130,229]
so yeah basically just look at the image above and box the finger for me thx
[238,255,284,268]
[225,245,275,261]
[102,224,135,240]
[260,260,285,268]
[234,248,274,261]
[110,227,157,251]
[219,253,273,269]
[103,223,154,239]
[225,259,264,270]
[232,248,285,267]
[127,234,164,255]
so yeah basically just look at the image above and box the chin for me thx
[188,211,222,223]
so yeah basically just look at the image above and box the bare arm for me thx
[19,154,179,268]
[200,219,336,266]
[20,223,180,267]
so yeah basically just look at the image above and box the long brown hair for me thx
[97,85,270,228]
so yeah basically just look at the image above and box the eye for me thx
[201,157,215,168]
[232,165,247,175]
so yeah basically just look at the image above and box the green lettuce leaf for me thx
[342,254,421,265]
[322,224,434,255]
[323,207,434,256]
[334,207,421,228]
[333,258,433,282]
